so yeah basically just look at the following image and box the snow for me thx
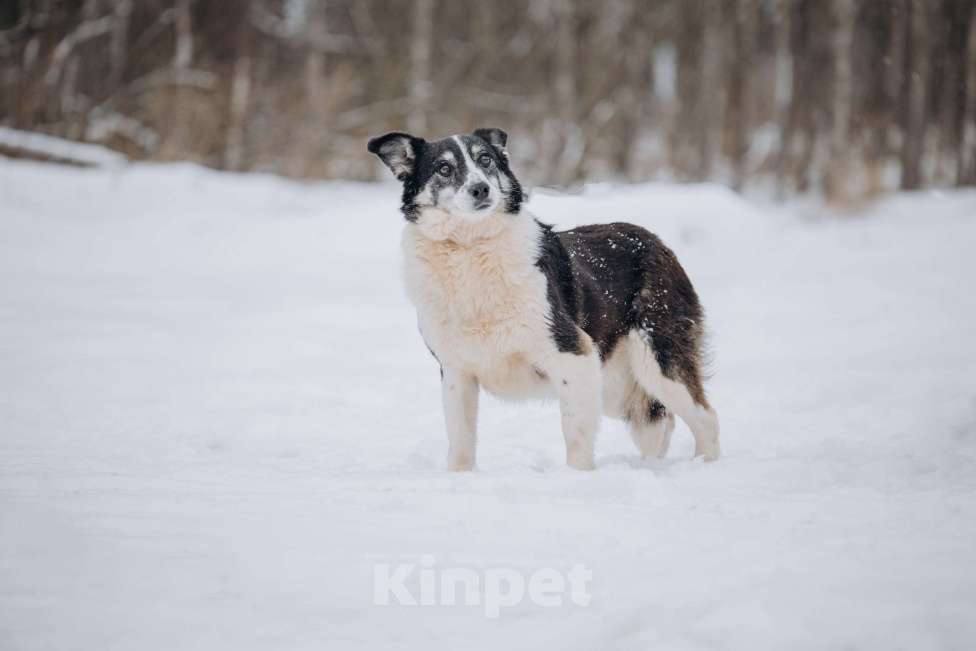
[0,126,126,167]
[1,157,975,650]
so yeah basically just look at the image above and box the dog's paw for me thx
[565,438,595,471]
[566,453,596,471]
[694,442,721,463]
[447,455,475,472]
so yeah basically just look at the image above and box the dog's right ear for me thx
[472,128,509,160]
[367,132,424,181]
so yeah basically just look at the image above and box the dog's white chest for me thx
[402,218,552,396]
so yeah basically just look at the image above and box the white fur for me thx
[403,209,554,397]
[543,345,602,470]
[626,330,720,461]
[630,411,676,459]
[442,367,479,471]
[600,342,674,459]
[403,208,601,469]
[600,343,642,420]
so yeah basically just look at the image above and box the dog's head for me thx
[367,129,523,222]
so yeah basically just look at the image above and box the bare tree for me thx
[727,0,756,192]
[773,0,793,199]
[407,0,434,134]
[788,1,829,194]
[900,0,930,190]
[43,3,112,89]
[109,0,132,89]
[3,0,974,196]
[696,0,722,181]
[224,1,254,171]
[824,0,855,202]
[670,0,707,181]
[552,0,582,185]
[963,6,976,184]
[173,0,193,70]
[286,0,331,177]
[616,3,652,181]
[954,0,976,185]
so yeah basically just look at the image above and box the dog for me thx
[367,128,719,470]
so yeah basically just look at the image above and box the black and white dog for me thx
[368,128,719,470]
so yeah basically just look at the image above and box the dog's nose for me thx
[469,182,489,201]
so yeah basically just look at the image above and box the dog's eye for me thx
[436,162,452,177]
[477,153,492,168]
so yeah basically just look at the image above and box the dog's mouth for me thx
[472,198,492,211]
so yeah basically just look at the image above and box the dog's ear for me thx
[472,128,508,159]
[367,132,424,181]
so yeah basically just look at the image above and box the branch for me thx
[126,66,216,95]
[247,3,369,53]
[128,8,174,57]
[0,7,31,53]
[44,15,114,86]
[347,2,387,59]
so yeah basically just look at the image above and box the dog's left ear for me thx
[473,128,508,159]
[367,132,424,181]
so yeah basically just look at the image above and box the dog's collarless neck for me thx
[412,209,526,246]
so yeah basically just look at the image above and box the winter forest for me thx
[2,0,975,200]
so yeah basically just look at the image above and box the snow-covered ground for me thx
[0,127,127,167]
[1,157,975,650]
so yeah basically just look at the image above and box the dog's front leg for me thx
[441,367,479,471]
[542,350,602,471]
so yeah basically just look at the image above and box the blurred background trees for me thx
[1,0,975,199]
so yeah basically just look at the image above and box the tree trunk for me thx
[166,0,194,161]
[824,0,855,203]
[773,0,793,199]
[957,1,976,185]
[173,0,193,70]
[290,1,329,177]
[727,0,756,192]
[696,0,722,181]
[615,3,650,182]
[900,0,929,190]
[671,1,702,180]
[224,4,251,171]
[407,0,434,134]
[109,0,131,90]
[552,0,580,185]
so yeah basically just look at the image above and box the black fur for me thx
[419,329,443,378]
[648,399,668,420]
[535,221,709,407]
[536,224,584,354]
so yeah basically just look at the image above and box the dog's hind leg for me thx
[629,399,676,459]
[626,330,720,461]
